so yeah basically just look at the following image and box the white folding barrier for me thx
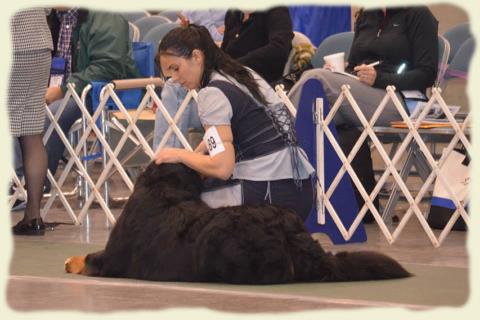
[276,84,470,247]
[9,168,28,209]
[42,84,122,224]
[9,79,469,247]
[74,79,196,224]
[8,79,195,225]
[9,89,82,224]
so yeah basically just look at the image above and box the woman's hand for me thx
[353,64,377,86]
[154,148,185,165]
[45,86,64,105]
[177,12,189,26]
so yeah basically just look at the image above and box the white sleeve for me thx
[197,86,233,126]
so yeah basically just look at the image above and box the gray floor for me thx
[6,161,470,314]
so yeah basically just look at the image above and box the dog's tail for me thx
[324,250,412,282]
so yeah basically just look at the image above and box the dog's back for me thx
[77,163,411,283]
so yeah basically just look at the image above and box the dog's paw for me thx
[65,256,86,274]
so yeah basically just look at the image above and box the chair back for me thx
[132,42,155,77]
[446,37,475,80]
[142,23,180,49]
[157,10,178,22]
[121,11,150,23]
[443,23,471,64]
[135,16,172,40]
[128,22,140,42]
[90,42,155,110]
[435,34,451,88]
[311,31,354,68]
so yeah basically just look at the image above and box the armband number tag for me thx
[203,126,225,157]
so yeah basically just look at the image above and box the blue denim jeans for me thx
[152,80,202,151]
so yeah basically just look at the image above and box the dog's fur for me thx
[65,163,411,284]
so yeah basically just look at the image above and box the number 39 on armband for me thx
[203,126,225,157]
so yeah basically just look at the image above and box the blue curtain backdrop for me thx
[289,6,351,46]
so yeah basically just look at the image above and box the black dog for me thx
[65,163,411,284]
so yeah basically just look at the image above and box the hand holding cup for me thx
[323,52,346,72]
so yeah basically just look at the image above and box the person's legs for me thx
[288,68,406,126]
[12,134,47,235]
[153,80,201,151]
[288,69,391,222]
[11,138,27,210]
[16,134,47,221]
[200,177,314,221]
[242,179,314,221]
[44,98,83,176]
[336,126,379,222]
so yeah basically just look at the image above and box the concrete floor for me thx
[5,161,471,315]
[6,203,469,314]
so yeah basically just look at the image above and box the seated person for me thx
[152,7,293,151]
[288,6,438,221]
[221,7,293,84]
[14,8,139,186]
[289,7,438,125]
[154,25,315,221]
[177,9,226,42]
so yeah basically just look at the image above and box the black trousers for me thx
[336,126,379,222]
[242,177,315,222]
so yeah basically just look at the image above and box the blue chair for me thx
[443,23,471,64]
[310,31,354,68]
[91,42,155,111]
[135,16,172,41]
[66,41,156,210]
[87,42,157,187]
[121,11,150,23]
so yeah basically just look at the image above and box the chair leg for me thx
[381,143,417,223]
[101,108,111,227]
[412,147,431,182]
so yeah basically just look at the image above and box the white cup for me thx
[323,52,345,73]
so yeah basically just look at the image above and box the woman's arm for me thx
[154,125,235,180]
[194,140,208,154]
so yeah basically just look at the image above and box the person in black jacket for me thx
[221,7,293,84]
[288,7,438,222]
[289,6,438,125]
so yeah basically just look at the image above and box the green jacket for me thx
[62,11,140,94]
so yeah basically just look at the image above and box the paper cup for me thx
[323,52,345,72]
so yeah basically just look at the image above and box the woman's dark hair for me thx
[157,24,268,106]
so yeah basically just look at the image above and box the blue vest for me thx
[207,80,288,162]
